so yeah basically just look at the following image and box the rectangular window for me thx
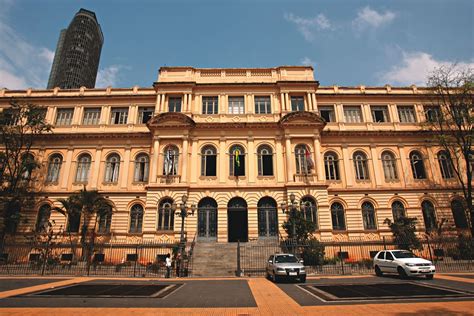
[254,96,271,114]
[319,106,335,122]
[1,108,19,126]
[82,108,101,125]
[138,107,154,124]
[344,106,362,123]
[291,96,304,111]
[168,97,182,112]
[425,106,440,122]
[398,106,416,123]
[228,96,245,114]
[371,106,389,122]
[110,108,129,125]
[202,96,219,115]
[55,108,74,126]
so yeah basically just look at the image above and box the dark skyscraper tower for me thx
[47,8,104,89]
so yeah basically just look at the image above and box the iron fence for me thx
[0,240,183,277]
[239,235,474,276]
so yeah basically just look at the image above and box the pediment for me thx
[279,111,326,128]
[147,112,196,129]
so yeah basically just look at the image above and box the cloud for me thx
[284,12,331,42]
[379,51,474,86]
[301,57,316,67]
[96,65,124,88]
[0,5,54,89]
[352,6,396,32]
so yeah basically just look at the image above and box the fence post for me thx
[133,245,138,277]
[236,240,241,277]
[383,236,387,250]
[41,240,50,276]
[339,245,344,275]
[426,236,433,263]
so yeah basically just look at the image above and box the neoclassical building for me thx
[0,66,470,243]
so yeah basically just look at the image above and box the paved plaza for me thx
[0,273,472,315]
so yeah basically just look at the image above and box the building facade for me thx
[1,66,470,244]
[47,8,104,89]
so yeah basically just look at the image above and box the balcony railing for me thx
[157,175,181,184]
[293,173,316,182]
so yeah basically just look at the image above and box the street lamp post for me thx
[173,194,195,276]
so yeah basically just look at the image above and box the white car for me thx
[373,250,435,279]
[266,254,306,283]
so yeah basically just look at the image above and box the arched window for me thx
[46,154,62,183]
[324,151,340,180]
[97,206,112,233]
[21,153,35,180]
[229,145,245,176]
[353,151,369,180]
[35,204,51,233]
[409,151,426,179]
[421,200,437,231]
[163,146,179,176]
[257,145,273,176]
[134,154,149,182]
[331,202,346,230]
[75,153,91,182]
[391,201,406,222]
[129,204,144,233]
[451,199,468,229]
[158,198,174,230]
[257,197,278,237]
[104,154,120,183]
[67,209,81,233]
[197,197,218,239]
[295,144,313,175]
[201,145,217,177]
[381,151,398,181]
[301,196,318,228]
[438,150,454,179]
[361,202,377,230]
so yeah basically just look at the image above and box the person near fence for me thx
[165,253,172,278]
[175,252,181,277]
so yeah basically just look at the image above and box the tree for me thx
[52,196,82,260]
[425,65,473,236]
[0,101,52,252]
[384,217,422,251]
[282,208,316,243]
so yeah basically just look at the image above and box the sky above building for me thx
[0,0,473,89]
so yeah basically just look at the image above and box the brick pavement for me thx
[0,274,472,315]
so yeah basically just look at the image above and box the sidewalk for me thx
[0,274,472,315]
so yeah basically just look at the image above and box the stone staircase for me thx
[190,242,238,277]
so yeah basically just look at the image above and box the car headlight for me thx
[405,263,416,267]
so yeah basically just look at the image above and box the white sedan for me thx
[373,250,435,279]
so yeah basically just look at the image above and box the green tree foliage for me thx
[425,65,473,236]
[384,217,422,251]
[282,207,316,243]
[301,237,325,266]
[0,101,52,249]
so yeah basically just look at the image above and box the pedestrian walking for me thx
[165,253,172,278]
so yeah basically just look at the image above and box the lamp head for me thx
[289,193,296,203]
[182,194,188,203]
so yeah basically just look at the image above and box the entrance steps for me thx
[191,242,238,277]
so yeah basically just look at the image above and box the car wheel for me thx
[375,265,383,277]
[425,274,434,280]
[300,276,306,283]
[274,274,281,283]
[265,271,271,280]
[397,266,408,279]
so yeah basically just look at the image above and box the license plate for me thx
[289,272,297,276]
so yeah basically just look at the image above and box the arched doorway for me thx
[197,197,218,241]
[227,197,248,242]
[257,197,278,238]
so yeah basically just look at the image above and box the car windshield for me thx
[392,251,418,259]
[275,255,298,263]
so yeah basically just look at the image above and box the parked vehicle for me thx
[266,253,306,283]
[373,250,435,279]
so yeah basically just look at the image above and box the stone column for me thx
[312,93,318,112]
[61,148,74,189]
[150,137,160,183]
[155,94,161,114]
[160,94,166,112]
[285,136,293,182]
[121,147,131,188]
[426,145,440,185]
[90,148,103,189]
[275,137,284,183]
[181,137,189,182]
[219,137,227,183]
[286,93,290,112]
[313,136,324,181]
[306,92,312,111]
[280,93,285,112]
[190,138,199,183]
[341,145,353,187]
[370,145,382,187]
[248,136,255,183]
[397,145,408,187]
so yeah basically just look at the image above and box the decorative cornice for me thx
[279,111,326,129]
[146,112,196,129]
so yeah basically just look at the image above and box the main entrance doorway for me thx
[227,197,248,242]
[197,198,217,241]
[257,197,278,238]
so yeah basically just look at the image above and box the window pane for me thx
[82,108,101,125]
[202,96,218,114]
[254,96,271,114]
[55,109,74,126]
[168,97,182,112]
[291,96,304,111]
[228,96,245,114]
[344,106,362,123]
[138,107,154,124]
[319,106,335,122]
[398,106,416,123]
[371,106,389,122]
[110,108,129,125]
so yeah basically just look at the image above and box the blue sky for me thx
[0,0,473,89]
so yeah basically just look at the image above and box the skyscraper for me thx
[47,8,104,89]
